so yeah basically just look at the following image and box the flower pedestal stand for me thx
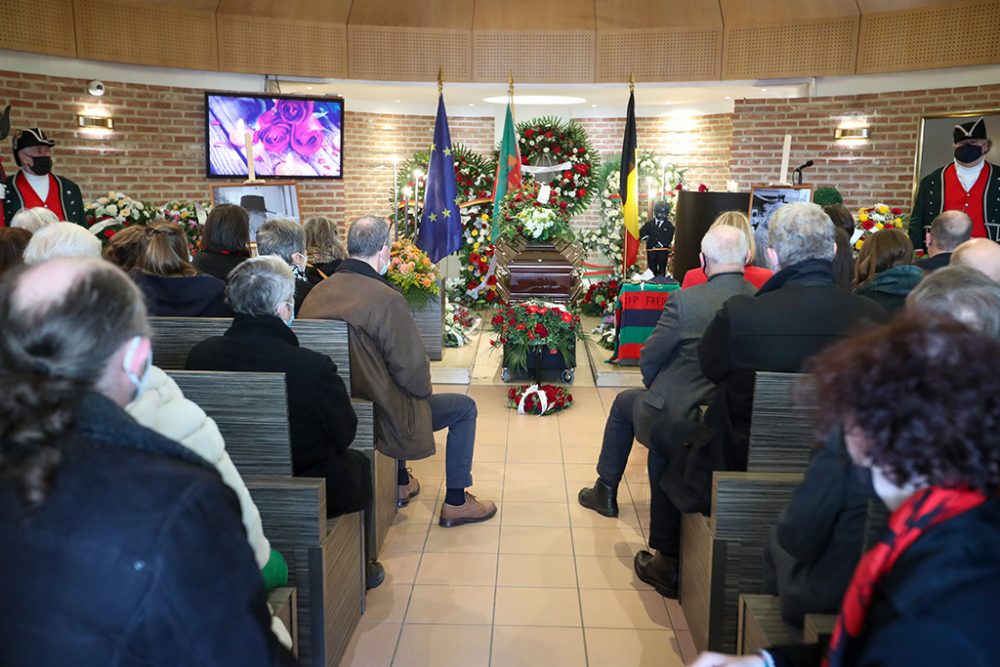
[501,345,576,384]
[408,278,445,361]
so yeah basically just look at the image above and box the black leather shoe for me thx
[366,560,385,590]
[577,478,619,517]
[634,550,678,599]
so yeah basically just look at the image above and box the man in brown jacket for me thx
[300,216,496,527]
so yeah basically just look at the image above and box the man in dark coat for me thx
[3,127,86,226]
[910,117,1000,250]
[915,210,972,272]
[639,200,675,276]
[0,257,292,667]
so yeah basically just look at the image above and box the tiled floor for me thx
[341,383,697,667]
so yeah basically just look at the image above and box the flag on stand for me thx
[491,103,522,242]
[619,89,640,273]
[416,93,462,263]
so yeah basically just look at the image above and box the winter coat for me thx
[853,265,924,315]
[192,250,247,282]
[0,391,293,667]
[129,270,231,317]
[299,258,436,461]
[915,252,952,272]
[126,366,270,568]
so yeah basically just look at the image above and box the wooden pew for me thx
[746,372,819,474]
[149,316,394,557]
[267,587,298,658]
[738,594,800,655]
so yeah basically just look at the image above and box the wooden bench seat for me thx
[738,594,801,655]
[746,372,819,474]
[267,587,298,658]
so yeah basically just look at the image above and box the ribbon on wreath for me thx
[517,384,549,416]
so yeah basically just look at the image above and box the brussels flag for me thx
[620,90,640,272]
[491,103,522,242]
[417,94,463,263]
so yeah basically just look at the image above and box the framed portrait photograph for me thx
[209,181,300,242]
[747,184,813,262]
[913,109,1000,199]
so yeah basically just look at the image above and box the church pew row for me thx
[746,372,819,473]
[247,477,363,667]
[149,316,394,557]
[267,588,298,659]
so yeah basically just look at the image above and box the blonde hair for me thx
[710,211,755,264]
[139,222,197,277]
[304,216,346,264]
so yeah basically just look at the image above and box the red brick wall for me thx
[729,84,1000,211]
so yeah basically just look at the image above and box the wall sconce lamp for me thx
[835,127,870,140]
[78,114,114,131]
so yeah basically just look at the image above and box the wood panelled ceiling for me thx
[0,0,996,82]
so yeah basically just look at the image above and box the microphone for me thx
[795,160,814,171]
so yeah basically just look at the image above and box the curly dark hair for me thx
[809,313,1000,492]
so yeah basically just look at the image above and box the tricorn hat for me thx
[240,194,275,214]
[12,127,55,166]
[954,117,988,143]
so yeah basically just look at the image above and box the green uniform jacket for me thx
[909,161,1000,249]
[3,171,86,226]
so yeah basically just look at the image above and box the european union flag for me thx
[416,94,462,264]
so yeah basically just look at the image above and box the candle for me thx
[245,131,255,182]
[779,134,792,185]
[413,169,423,228]
[392,156,399,239]
[403,186,413,236]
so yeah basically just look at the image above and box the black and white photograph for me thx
[208,181,300,241]
[748,184,813,263]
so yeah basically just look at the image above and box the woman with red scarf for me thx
[689,314,1000,667]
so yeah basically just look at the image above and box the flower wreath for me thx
[507,384,574,416]
[85,192,156,247]
[158,200,211,255]
[497,180,574,244]
[853,203,907,251]
[515,116,598,218]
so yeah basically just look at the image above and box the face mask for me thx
[28,155,53,176]
[955,143,984,164]
[122,336,152,401]
[378,249,390,275]
[284,301,295,328]
[869,465,920,510]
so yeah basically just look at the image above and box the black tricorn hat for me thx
[12,127,55,166]
[954,117,988,143]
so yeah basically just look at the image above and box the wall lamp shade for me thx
[835,127,869,140]
[78,115,114,130]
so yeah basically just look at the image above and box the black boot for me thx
[578,478,619,517]
[634,550,679,598]
[366,560,385,590]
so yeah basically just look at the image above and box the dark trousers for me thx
[596,388,643,486]
[647,448,681,557]
[647,250,668,277]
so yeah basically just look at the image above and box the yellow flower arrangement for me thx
[387,238,440,308]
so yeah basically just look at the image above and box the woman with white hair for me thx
[9,206,59,233]
[22,221,101,264]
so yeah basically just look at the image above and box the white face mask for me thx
[283,300,295,328]
[378,247,390,275]
[122,336,152,401]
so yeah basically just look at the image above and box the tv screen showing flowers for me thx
[205,93,343,179]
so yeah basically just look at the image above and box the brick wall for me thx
[729,84,1000,210]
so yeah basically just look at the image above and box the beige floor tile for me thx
[571,525,647,557]
[506,443,563,462]
[505,477,569,502]
[392,499,436,528]
[560,432,603,448]
[635,503,651,535]
[467,479,504,501]
[500,501,570,528]
[473,443,507,462]
[424,524,500,554]
[472,460,506,480]
[560,446,602,463]
[563,462,599,482]
[360,583,412,625]
[382,523,431,554]
[568,499,641,528]
[490,626,587,667]
[499,525,574,555]
[391,624,491,667]
[404,584,495,625]
[580,589,672,630]
[504,461,565,481]
[665,598,689,630]
[496,553,578,588]
[494,586,583,627]
[575,555,653,591]
[673,629,699,664]
[340,622,401,667]
[585,628,684,667]
[415,552,498,586]
[623,478,653,505]
[379,551,422,586]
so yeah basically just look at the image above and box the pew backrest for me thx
[747,372,820,473]
[166,370,292,476]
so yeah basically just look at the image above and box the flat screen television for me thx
[205,92,344,179]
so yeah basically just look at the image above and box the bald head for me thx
[12,256,103,312]
[701,225,749,275]
[951,238,1000,281]
[927,210,973,255]
[347,216,390,260]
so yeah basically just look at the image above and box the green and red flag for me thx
[619,89,640,273]
[491,103,522,242]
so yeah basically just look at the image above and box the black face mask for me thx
[954,143,984,164]
[27,155,53,176]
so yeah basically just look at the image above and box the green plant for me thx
[813,187,843,207]
[489,300,584,371]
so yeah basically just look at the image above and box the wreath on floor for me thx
[515,117,598,218]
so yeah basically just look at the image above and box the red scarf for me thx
[824,486,987,667]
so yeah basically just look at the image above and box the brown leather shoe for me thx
[398,474,420,508]
[439,492,497,527]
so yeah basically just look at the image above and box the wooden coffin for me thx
[495,238,583,304]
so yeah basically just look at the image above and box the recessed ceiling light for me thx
[725,96,731,100]
[591,104,597,108]
[306,86,313,90]
[664,101,672,105]
[760,88,768,92]
[395,99,401,103]
[482,95,586,105]
[468,103,475,107]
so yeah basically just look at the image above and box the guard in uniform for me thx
[910,117,1000,250]
[4,128,85,226]
[639,200,675,277]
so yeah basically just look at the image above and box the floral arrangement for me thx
[158,200,209,254]
[445,302,481,347]
[507,384,574,416]
[489,300,584,371]
[498,181,574,244]
[592,314,617,351]
[578,279,621,317]
[597,155,686,231]
[85,192,155,245]
[386,239,440,307]
[453,241,499,307]
[514,116,598,217]
[854,203,906,251]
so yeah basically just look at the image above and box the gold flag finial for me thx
[508,72,515,98]
[438,67,444,95]
[629,73,635,94]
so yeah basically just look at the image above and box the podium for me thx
[673,191,751,283]
[495,237,583,304]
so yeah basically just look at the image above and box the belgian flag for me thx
[619,89,640,273]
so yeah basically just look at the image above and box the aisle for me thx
[340,383,697,667]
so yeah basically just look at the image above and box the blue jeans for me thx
[427,393,477,489]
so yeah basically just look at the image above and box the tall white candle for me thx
[245,131,256,182]
[392,157,399,239]
[779,134,792,185]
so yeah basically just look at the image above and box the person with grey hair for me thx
[255,218,313,314]
[0,257,293,666]
[917,210,973,272]
[185,256,384,589]
[301,216,497,528]
[22,221,101,264]
[10,205,59,232]
[576,225,759,596]
[906,265,1000,337]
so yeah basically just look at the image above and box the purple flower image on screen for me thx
[206,94,343,179]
